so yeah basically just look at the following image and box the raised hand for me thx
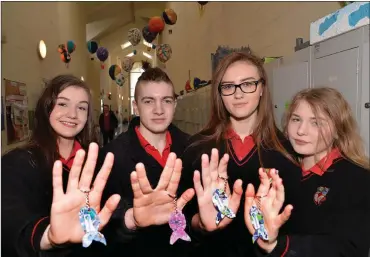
[192,148,243,232]
[46,143,121,248]
[129,152,195,228]
[244,168,293,253]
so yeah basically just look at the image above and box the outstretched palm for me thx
[244,168,293,253]
[48,143,121,246]
[130,152,195,228]
[193,148,243,232]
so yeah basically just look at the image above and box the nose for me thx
[297,121,308,136]
[66,106,78,119]
[153,101,164,115]
[233,86,244,99]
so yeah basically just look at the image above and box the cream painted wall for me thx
[1,2,92,153]
[161,2,341,93]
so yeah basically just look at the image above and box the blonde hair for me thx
[283,87,369,170]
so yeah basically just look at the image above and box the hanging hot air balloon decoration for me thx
[148,16,165,33]
[108,64,125,87]
[122,57,134,73]
[162,9,177,25]
[58,43,72,67]
[197,2,209,17]
[156,44,172,66]
[142,26,158,51]
[96,47,109,69]
[127,28,142,55]
[87,41,98,60]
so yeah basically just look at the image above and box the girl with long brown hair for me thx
[244,87,370,257]
[2,75,120,257]
[180,52,301,257]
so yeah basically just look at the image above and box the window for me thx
[129,63,145,115]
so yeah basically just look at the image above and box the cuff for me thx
[254,235,289,257]
[30,216,50,252]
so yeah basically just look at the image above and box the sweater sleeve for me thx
[1,149,52,256]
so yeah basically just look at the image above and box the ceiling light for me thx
[143,40,152,48]
[142,52,152,59]
[121,41,132,50]
[38,40,47,59]
[126,52,134,57]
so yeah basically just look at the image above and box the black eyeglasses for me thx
[218,79,264,96]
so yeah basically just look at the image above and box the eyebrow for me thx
[140,96,175,101]
[292,113,327,121]
[221,77,257,84]
[57,96,88,105]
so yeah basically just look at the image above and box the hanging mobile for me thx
[168,193,191,245]
[78,189,107,248]
[249,195,269,243]
[212,175,236,225]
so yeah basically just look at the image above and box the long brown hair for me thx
[190,52,294,165]
[282,87,369,170]
[27,74,96,168]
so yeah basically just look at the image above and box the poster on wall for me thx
[4,78,29,145]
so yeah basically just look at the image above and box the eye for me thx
[291,117,300,122]
[242,81,255,87]
[164,99,173,104]
[144,100,153,104]
[221,84,234,90]
[79,106,87,111]
[57,102,67,107]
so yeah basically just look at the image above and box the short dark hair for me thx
[27,74,96,168]
[134,67,175,101]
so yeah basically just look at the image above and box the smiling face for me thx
[133,81,176,134]
[220,61,264,121]
[287,100,335,159]
[49,86,89,140]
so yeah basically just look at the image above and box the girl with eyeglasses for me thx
[179,52,302,257]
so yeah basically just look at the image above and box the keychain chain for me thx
[80,189,91,209]
[218,175,228,192]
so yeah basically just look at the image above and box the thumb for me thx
[276,204,293,228]
[98,194,121,229]
[244,183,256,235]
[177,188,195,211]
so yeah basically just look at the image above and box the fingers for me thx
[201,154,211,189]
[79,143,99,190]
[130,171,144,199]
[177,188,195,211]
[98,194,121,229]
[209,149,219,182]
[255,168,272,198]
[217,153,229,180]
[135,163,153,194]
[66,150,85,193]
[52,161,64,201]
[229,179,243,213]
[92,152,114,195]
[166,158,182,195]
[157,153,177,190]
[244,183,256,234]
[276,204,293,228]
[273,175,285,211]
[193,170,204,197]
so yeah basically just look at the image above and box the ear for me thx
[174,99,177,109]
[132,100,139,116]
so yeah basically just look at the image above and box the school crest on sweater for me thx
[314,186,330,205]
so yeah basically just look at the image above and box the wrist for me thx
[124,208,138,230]
[264,240,278,254]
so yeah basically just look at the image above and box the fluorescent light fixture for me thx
[142,52,152,59]
[121,41,132,49]
[126,52,134,57]
[143,40,152,48]
[38,40,47,59]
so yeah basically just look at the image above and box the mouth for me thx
[294,139,309,145]
[233,103,247,108]
[152,119,166,124]
[60,121,78,128]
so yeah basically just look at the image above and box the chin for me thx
[148,123,170,134]
[290,144,315,156]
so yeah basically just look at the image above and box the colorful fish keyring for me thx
[78,188,107,248]
[167,192,191,245]
[249,194,269,243]
[212,175,236,225]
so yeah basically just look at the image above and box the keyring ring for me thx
[167,191,176,199]
[79,188,91,194]
[218,175,228,181]
[255,194,268,199]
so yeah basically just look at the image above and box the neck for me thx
[139,124,167,153]
[58,137,75,159]
[302,149,331,170]
[229,111,258,141]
